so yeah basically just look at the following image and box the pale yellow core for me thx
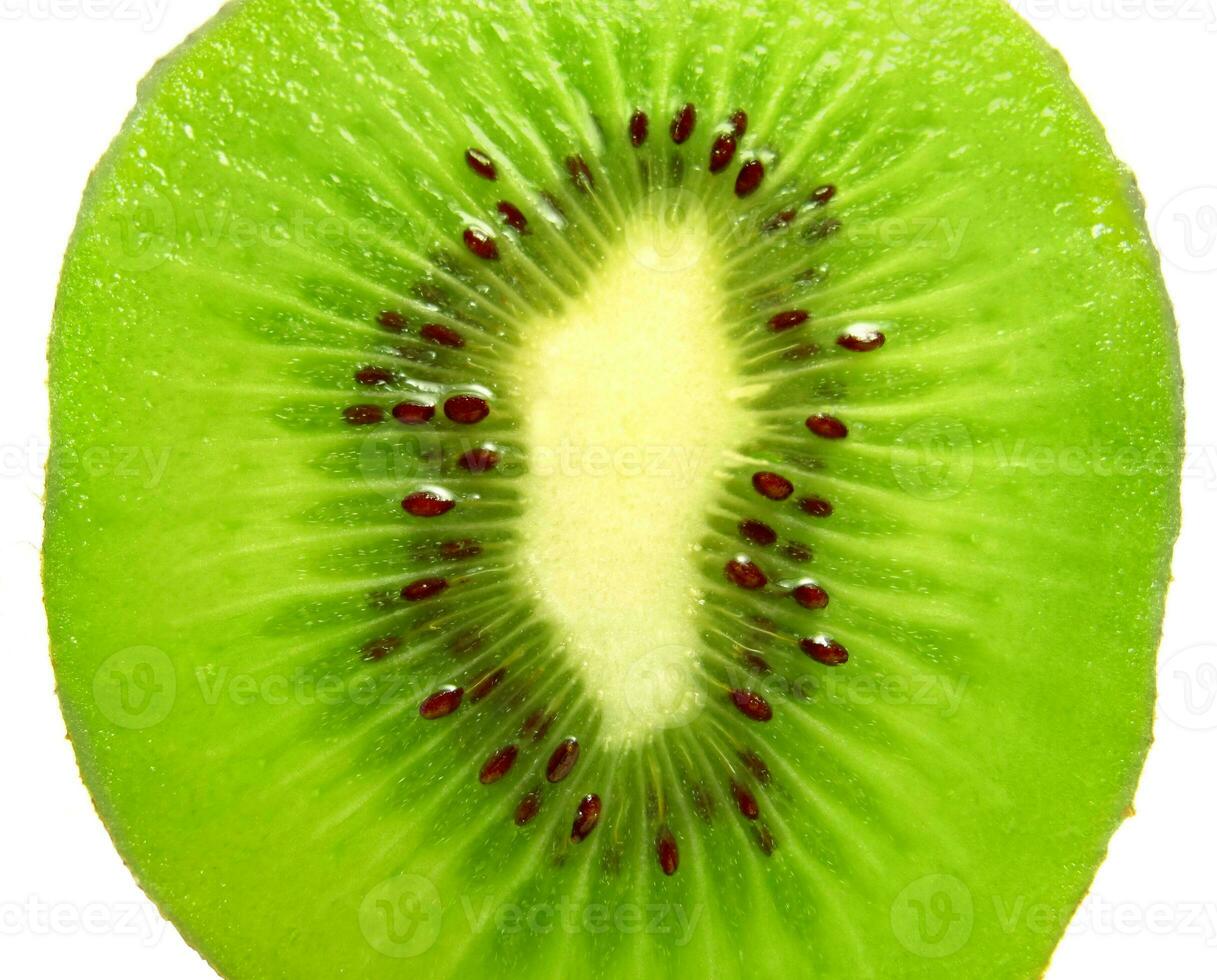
[517,212,750,745]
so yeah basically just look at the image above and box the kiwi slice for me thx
[46,0,1181,976]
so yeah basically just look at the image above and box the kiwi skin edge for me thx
[45,1,1178,978]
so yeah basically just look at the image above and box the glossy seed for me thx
[444,394,490,424]
[837,326,886,352]
[800,496,834,517]
[730,109,748,137]
[732,782,760,820]
[763,208,797,233]
[421,323,464,348]
[419,685,463,719]
[726,558,768,590]
[807,217,842,241]
[402,577,449,602]
[801,636,849,666]
[735,160,765,197]
[546,737,580,782]
[810,184,837,206]
[709,132,737,173]
[738,519,777,547]
[392,401,435,425]
[459,448,500,473]
[769,309,809,332]
[515,790,542,826]
[361,635,401,662]
[343,405,384,426]
[465,148,497,180]
[402,491,454,518]
[670,103,696,144]
[742,650,772,675]
[755,825,777,855]
[571,794,602,843]
[730,689,773,722]
[377,310,408,333]
[785,543,813,563]
[441,539,482,560]
[783,343,821,362]
[463,227,499,260]
[740,749,771,785]
[565,154,595,193]
[497,200,528,232]
[752,471,794,501]
[522,709,554,742]
[479,745,519,784]
[355,366,394,387]
[629,110,650,147]
[657,827,679,875]
[806,415,848,440]
[793,584,829,610]
[469,667,507,703]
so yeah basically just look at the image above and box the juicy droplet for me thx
[670,103,696,144]
[479,745,519,784]
[419,685,463,719]
[463,227,499,260]
[465,148,497,180]
[344,405,384,426]
[546,737,580,782]
[752,471,794,501]
[709,133,737,173]
[806,415,848,440]
[421,323,464,348]
[515,790,541,826]
[725,558,768,591]
[793,584,829,610]
[739,519,777,547]
[731,689,773,722]
[801,636,849,666]
[629,110,649,147]
[657,827,679,875]
[735,160,765,198]
[571,794,602,843]
[402,577,449,602]
[769,309,810,332]
[444,394,490,424]
[402,491,454,518]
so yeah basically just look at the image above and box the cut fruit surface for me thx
[45,1,1181,978]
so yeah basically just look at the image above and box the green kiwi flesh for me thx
[45,0,1181,977]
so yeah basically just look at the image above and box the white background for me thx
[1,2,1215,977]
